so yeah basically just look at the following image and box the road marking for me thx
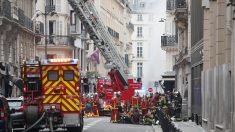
[83,118,103,131]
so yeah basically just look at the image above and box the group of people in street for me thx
[82,93,100,117]
[110,91,183,125]
[81,90,183,126]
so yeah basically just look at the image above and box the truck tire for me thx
[25,105,39,132]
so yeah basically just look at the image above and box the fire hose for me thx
[23,112,46,132]
[49,116,54,132]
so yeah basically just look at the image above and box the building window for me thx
[137,42,143,58]
[137,14,143,21]
[63,70,74,81]
[48,70,59,81]
[70,11,76,25]
[108,27,119,39]
[137,27,143,37]
[49,20,56,35]
[125,54,129,66]
[140,2,145,8]
[137,62,143,77]
[46,0,54,6]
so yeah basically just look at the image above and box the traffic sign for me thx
[148,88,153,92]
[154,81,159,87]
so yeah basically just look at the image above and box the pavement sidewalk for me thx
[152,124,163,132]
[173,120,206,132]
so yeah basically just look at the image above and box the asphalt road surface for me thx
[40,117,154,132]
[83,117,154,132]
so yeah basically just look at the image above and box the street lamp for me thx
[33,5,57,59]
[158,18,166,22]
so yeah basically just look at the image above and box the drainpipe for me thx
[229,0,235,131]
[225,0,233,130]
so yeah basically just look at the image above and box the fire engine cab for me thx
[21,59,83,132]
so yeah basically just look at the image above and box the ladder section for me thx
[68,0,129,87]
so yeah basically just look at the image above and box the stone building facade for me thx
[0,0,41,96]
[201,0,233,131]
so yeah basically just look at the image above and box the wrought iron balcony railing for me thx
[0,0,11,19]
[37,36,74,46]
[161,35,178,47]
[176,0,187,9]
[166,0,175,11]
[126,22,134,31]
[48,36,74,46]
[45,5,55,14]
[18,9,33,31]
[166,0,187,11]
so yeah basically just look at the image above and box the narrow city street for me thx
[83,117,154,132]
[1,0,235,131]
[39,117,155,132]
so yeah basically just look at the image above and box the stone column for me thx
[0,30,5,61]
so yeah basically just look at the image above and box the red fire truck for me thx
[96,76,142,115]
[21,59,83,132]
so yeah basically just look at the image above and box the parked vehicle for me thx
[7,97,25,131]
[0,95,12,132]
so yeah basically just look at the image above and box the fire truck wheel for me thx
[25,105,39,125]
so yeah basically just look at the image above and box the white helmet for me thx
[117,91,121,95]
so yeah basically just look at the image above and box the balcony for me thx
[166,0,175,12]
[175,0,187,12]
[45,5,55,13]
[37,36,74,48]
[18,9,33,31]
[161,35,178,51]
[175,47,190,65]
[108,27,119,39]
[166,0,187,25]
[0,0,11,19]
[48,36,74,46]
[35,21,44,35]
[126,22,134,31]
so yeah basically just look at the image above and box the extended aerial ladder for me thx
[68,0,129,91]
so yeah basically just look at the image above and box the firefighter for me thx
[85,95,93,117]
[174,92,182,120]
[110,92,119,123]
[131,92,142,124]
[143,110,154,125]
[132,91,141,109]
[141,95,149,117]
[82,94,87,111]
[92,93,99,117]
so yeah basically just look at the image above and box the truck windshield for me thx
[64,70,74,81]
[48,70,59,81]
